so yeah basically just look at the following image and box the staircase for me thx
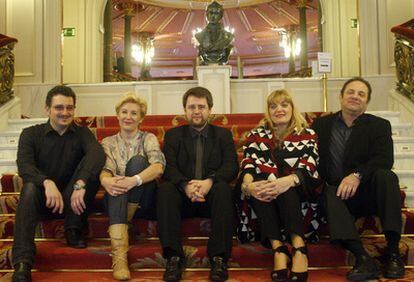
[1,111,414,281]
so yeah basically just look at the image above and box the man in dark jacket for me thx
[157,86,239,281]
[12,85,105,282]
[312,77,405,280]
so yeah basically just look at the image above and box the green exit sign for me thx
[351,18,358,28]
[63,27,76,37]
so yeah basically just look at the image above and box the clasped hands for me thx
[245,176,294,202]
[184,179,213,203]
[102,175,138,197]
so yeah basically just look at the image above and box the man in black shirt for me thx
[312,77,405,280]
[12,85,105,282]
[157,87,238,282]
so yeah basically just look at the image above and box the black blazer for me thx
[312,112,394,184]
[162,124,239,189]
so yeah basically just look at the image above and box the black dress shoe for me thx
[64,228,87,249]
[12,262,32,282]
[163,256,185,282]
[384,252,405,278]
[346,255,380,281]
[209,256,229,282]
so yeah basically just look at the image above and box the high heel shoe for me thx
[271,245,291,282]
[290,246,308,282]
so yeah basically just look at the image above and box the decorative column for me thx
[103,0,113,82]
[122,2,135,76]
[237,56,244,79]
[297,0,308,69]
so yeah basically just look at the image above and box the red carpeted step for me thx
[0,215,214,239]
[76,112,325,128]
[3,268,413,281]
[0,202,411,239]
[0,269,350,282]
[0,240,349,270]
[92,124,258,142]
[2,211,413,239]
[0,238,411,270]
[98,113,266,128]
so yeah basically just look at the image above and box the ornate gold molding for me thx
[0,35,17,106]
[394,35,414,101]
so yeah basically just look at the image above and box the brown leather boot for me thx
[127,203,139,244]
[109,224,130,280]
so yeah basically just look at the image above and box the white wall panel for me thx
[63,0,85,83]
[73,84,134,116]
[13,76,395,117]
[134,85,152,114]
[232,88,265,113]
[43,0,62,83]
[359,0,380,75]
[7,0,43,83]
[0,0,6,34]
[150,81,197,114]
[378,0,414,74]
[231,80,268,113]
[2,0,61,84]
[84,0,105,83]
[153,91,186,115]
[288,88,323,112]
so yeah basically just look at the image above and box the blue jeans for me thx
[105,155,157,225]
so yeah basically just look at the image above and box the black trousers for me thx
[157,180,234,261]
[324,169,402,242]
[105,155,157,225]
[12,173,100,266]
[250,186,304,248]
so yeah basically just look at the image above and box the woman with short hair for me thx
[100,93,165,280]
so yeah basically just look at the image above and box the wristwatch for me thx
[73,182,86,191]
[352,171,362,180]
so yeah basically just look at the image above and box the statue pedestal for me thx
[196,65,231,113]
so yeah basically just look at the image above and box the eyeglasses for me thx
[186,104,208,111]
[52,105,75,112]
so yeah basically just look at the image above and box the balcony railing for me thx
[0,34,17,106]
[391,19,414,101]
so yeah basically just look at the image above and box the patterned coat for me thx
[237,125,324,243]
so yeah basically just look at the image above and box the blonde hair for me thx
[263,89,307,140]
[115,92,147,119]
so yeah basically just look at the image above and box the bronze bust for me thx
[195,1,234,65]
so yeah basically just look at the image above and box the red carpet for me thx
[2,269,414,281]
[0,237,412,270]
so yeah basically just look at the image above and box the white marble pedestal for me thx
[196,65,231,113]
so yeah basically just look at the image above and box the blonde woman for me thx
[240,90,321,282]
[100,93,165,280]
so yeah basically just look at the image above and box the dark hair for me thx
[46,85,76,107]
[182,86,214,108]
[340,77,372,102]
